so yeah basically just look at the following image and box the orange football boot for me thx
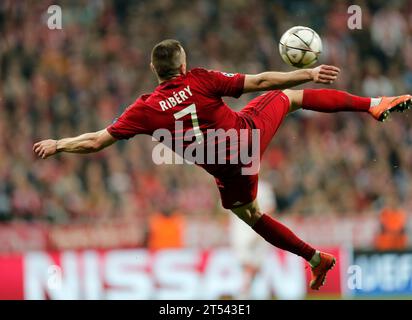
[368,95,412,122]
[309,252,336,290]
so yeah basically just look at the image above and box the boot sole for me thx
[379,98,412,122]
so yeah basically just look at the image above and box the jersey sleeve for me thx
[194,68,245,98]
[107,100,150,140]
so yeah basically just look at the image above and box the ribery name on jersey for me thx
[159,86,193,111]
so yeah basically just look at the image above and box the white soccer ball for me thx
[279,26,322,68]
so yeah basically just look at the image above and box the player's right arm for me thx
[33,129,116,159]
[33,98,149,159]
[243,64,340,93]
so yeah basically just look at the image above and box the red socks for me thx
[252,214,316,261]
[302,89,371,113]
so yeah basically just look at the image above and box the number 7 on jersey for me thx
[173,104,204,144]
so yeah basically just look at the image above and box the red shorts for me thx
[215,90,290,209]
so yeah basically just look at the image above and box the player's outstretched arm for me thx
[33,129,117,159]
[243,64,340,93]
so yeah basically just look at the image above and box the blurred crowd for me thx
[1,0,412,225]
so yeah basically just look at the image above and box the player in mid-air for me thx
[34,39,412,290]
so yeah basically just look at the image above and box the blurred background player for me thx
[229,179,275,299]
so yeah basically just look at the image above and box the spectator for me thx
[374,195,408,250]
[146,209,186,250]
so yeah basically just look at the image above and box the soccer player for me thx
[33,39,412,290]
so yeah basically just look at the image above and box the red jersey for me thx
[107,68,251,178]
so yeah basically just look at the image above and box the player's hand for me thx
[33,139,58,159]
[310,65,340,84]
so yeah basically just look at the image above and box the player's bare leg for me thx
[282,89,412,120]
[231,200,262,226]
[283,89,304,113]
[231,200,335,290]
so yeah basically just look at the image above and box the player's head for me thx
[150,39,186,82]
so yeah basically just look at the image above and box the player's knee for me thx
[231,201,262,226]
[283,89,303,113]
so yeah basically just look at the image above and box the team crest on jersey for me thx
[221,72,235,77]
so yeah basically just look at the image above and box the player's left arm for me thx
[33,129,117,159]
[243,64,340,93]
